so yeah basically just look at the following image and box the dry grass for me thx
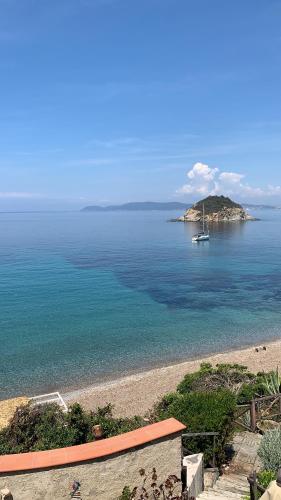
[0,397,30,430]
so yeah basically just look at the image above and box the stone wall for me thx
[0,420,184,499]
[183,453,204,498]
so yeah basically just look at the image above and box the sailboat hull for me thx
[192,234,210,242]
[191,202,210,242]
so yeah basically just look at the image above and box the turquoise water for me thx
[1,209,281,398]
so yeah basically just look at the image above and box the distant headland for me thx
[81,199,277,214]
[176,195,257,222]
[81,202,191,212]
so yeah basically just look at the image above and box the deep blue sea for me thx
[1,209,281,399]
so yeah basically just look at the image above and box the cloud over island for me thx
[177,162,281,199]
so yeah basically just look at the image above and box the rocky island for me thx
[176,195,257,222]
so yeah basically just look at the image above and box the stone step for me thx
[211,486,245,498]
[198,473,248,499]
[212,484,247,496]
[224,473,248,484]
[215,473,248,486]
[221,478,248,488]
[198,493,243,500]
[213,479,248,493]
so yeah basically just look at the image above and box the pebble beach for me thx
[64,339,281,417]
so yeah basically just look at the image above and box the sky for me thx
[1,0,281,210]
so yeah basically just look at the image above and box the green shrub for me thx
[177,363,264,404]
[0,402,145,455]
[261,368,281,395]
[0,403,76,454]
[153,389,236,465]
[258,428,281,472]
[257,470,276,489]
[193,195,242,215]
[90,403,144,438]
[118,486,133,500]
[66,402,92,444]
[243,471,277,500]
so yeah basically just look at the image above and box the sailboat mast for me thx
[203,203,205,233]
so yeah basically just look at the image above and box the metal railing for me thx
[182,432,219,469]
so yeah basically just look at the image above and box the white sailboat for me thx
[192,203,210,242]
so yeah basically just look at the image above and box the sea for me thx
[1,209,281,399]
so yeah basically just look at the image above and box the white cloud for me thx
[187,162,218,181]
[0,192,42,199]
[218,172,244,184]
[177,162,281,200]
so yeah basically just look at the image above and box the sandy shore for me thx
[63,339,281,417]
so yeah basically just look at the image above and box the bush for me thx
[177,363,264,404]
[257,470,276,489]
[261,368,281,395]
[152,389,236,466]
[177,363,264,403]
[90,403,145,438]
[0,403,76,453]
[0,402,146,455]
[258,428,281,472]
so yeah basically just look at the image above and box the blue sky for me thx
[1,0,281,209]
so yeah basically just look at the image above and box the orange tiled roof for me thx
[0,418,186,473]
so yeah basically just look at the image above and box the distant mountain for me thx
[82,202,191,212]
[243,203,279,210]
[81,200,279,213]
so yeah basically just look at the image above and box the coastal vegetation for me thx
[151,389,236,465]
[176,362,265,404]
[1,363,281,472]
[258,428,281,472]
[0,402,144,454]
[177,195,256,222]
[193,195,242,214]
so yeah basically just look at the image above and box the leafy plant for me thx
[90,403,144,438]
[152,389,236,466]
[258,428,281,472]
[257,470,276,489]
[177,363,263,404]
[0,402,146,455]
[262,368,281,395]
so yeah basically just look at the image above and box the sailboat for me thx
[192,203,210,242]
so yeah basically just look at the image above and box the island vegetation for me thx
[177,195,257,222]
[192,195,242,214]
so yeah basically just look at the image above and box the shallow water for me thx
[1,209,281,398]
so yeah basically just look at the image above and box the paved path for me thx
[198,432,262,498]
[229,431,262,475]
[198,473,249,499]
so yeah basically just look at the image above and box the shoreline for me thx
[63,337,281,417]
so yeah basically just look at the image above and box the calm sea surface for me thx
[1,209,281,398]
